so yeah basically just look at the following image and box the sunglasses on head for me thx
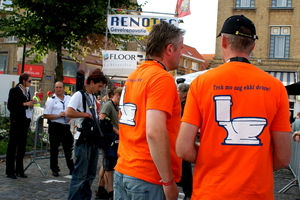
[27,80,32,83]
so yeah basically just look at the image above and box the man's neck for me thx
[223,53,250,63]
[112,99,118,107]
[147,57,168,71]
[85,86,93,94]
[56,94,64,100]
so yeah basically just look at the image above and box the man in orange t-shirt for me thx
[114,21,184,200]
[176,15,291,200]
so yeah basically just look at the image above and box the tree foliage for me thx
[0,0,138,81]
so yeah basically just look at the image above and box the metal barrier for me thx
[278,133,300,193]
[24,114,47,177]
[23,108,68,177]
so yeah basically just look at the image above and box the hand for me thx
[85,113,92,118]
[292,131,300,142]
[24,101,33,107]
[163,182,179,200]
[60,112,66,117]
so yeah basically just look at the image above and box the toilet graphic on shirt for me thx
[119,86,137,126]
[214,95,267,145]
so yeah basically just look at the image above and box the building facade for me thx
[0,38,105,102]
[0,0,205,105]
[127,41,206,77]
[212,0,300,117]
[0,0,120,105]
[173,44,206,77]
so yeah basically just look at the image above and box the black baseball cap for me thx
[217,15,258,40]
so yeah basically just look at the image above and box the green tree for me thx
[0,0,138,82]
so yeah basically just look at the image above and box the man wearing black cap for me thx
[176,15,291,199]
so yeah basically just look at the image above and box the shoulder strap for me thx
[110,100,118,112]
[82,91,104,137]
[80,90,86,113]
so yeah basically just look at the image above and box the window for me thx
[63,60,78,77]
[271,0,292,7]
[0,52,8,74]
[183,60,188,68]
[236,0,255,8]
[86,63,101,78]
[269,27,290,59]
[186,51,193,56]
[4,36,18,43]
[191,62,199,71]
[0,0,12,11]
[91,49,100,56]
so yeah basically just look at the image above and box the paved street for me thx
[0,152,299,200]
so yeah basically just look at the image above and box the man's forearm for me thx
[147,129,173,183]
[146,109,174,183]
[66,107,91,118]
[176,122,199,163]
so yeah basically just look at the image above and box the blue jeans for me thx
[68,141,99,200]
[114,171,166,200]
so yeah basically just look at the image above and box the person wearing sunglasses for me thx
[6,73,35,179]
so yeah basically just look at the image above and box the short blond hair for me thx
[114,87,123,96]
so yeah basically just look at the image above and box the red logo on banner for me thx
[18,64,44,78]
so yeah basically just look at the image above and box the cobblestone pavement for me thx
[0,153,299,200]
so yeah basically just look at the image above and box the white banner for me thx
[102,50,138,76]
[107,14,179,35]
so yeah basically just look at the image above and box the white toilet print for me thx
[214,95,267,145]
[119,86,137,126]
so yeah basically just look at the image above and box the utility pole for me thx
[105,0,111,50]
[21,43,26,73]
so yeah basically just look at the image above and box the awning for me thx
[267,71,296,86]
[63,77,76,84]
[285,82,300,95]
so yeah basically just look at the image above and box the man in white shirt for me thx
[43,82,74,177]
[66,69,107,200]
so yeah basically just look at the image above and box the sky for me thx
[137,0,219,54]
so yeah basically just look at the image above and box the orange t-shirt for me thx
[182,62,291,200]
[115,61,182,184]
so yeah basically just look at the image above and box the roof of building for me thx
[201,54,215,60]
[181,45,205,62]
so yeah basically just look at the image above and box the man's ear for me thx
[221,35,227,49]
[165,43,174,56]
[250,43,255,52]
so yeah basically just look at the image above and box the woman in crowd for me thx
[6,73,35,179]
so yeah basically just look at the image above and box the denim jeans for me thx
[114,171,166,200]
[68,141,99,200]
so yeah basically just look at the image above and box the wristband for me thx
[160,179,174,186]
[56,115,58,119]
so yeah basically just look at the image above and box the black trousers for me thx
[179,160,193,198]
[48,122,74,173]
[6,118,31,175]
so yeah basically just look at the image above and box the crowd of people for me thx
[5,15,296,200]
